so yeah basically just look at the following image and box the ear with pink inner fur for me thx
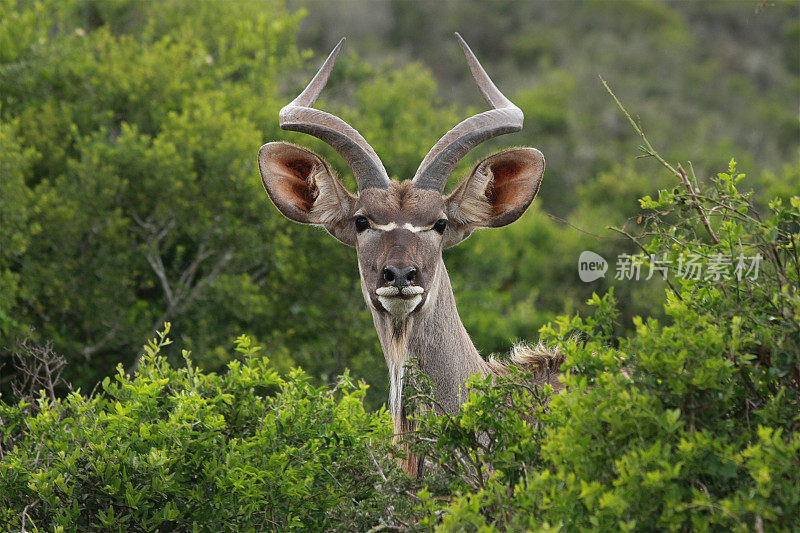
[258,142,357,245]
[443,147,545,246]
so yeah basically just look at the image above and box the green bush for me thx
[411,153,800,529]
[0,326,415,531]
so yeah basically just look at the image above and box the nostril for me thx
[383,265,417,288]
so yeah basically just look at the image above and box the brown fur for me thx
[487,342,566,393]
[447,161,494,226]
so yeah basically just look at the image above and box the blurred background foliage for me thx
[1,0,798,407]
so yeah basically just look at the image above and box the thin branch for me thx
[177,242,214,291]
[20,500,39,533]
[546,213,624,240]
[320,465,344,489]
[144,245,174,306]
[367,439,388,484]
[677,164,720,244]
[140,219,177,306]
[12,336,67,403]
[79,327,119,359]
[601,76,723,246]
[132,248,233,373]
[600,76,680,177]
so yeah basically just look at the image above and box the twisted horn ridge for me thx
[279,38,390,191]
[412,33,524,193]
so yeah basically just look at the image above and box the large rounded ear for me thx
[443,147,545,247]
[259,142,358,245]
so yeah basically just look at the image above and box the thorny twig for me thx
[546,213,624,240]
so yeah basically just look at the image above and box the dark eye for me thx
[355,216,370,232]
[433,219,447,234]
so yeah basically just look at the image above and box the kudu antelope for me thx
[258,34,563,475]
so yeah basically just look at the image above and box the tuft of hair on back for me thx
[487,341,566,391]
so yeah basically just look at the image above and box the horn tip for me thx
[454,32,470,53]
[331,37,346,58]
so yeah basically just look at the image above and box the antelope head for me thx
[259,34,545,325]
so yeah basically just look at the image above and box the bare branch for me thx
[144,245,175,307]
[11,334,68,403]
[177,242,214,291]
[79,326,119,359]
[366,439,388,484]
[600,76,681,178]
[132,243,233,373]
[602,77,723,247]
[20,499,39,533]
[546,212,624,240]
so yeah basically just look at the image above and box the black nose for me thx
[382,265,417,288]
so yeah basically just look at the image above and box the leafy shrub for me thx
[0,326,415,531]
[410,134,800,529]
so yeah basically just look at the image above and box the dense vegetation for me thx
[2,0,797,404]
[2,163,798,529]
[1,0,798,529]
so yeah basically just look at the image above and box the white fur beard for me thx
[378,295,422,317]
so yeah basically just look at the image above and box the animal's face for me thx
[257,34,546,319]
[353,182,445,317]
[259,143,545,319]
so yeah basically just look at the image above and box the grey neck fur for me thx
[366,258,490,427]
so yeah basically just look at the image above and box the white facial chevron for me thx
[371,222,428,233]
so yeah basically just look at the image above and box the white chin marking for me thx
[378,295,422,317]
